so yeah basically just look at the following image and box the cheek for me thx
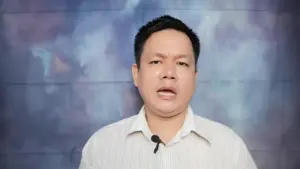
[140,69,160,82]
[155,70,160,76]
[178,71,196,80]
[178,74,196,89]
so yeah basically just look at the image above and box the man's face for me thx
[132,29,197,117]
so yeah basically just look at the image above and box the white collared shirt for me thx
[79,106,257,169]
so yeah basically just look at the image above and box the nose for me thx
[160,62,177,80]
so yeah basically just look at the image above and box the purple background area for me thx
[0,0,300,168]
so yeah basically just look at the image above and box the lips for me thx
[157,87,177,100]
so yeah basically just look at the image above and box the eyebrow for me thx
[154,52,189,59]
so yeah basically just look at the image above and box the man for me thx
[79,15,257,169]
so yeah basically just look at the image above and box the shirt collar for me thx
[127,105,153,140]
[127,105,211,145]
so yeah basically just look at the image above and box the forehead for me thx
[142,29,195,59]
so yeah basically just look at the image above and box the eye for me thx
[177,62,189,67]
[149,60,161,64]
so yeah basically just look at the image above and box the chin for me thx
[154,104,178,115]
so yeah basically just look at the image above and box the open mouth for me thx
[157,87,177,99]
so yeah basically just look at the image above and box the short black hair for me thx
[134,15,200,70]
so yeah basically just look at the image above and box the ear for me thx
[132,64,139,87]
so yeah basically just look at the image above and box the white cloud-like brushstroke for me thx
[72,0,142,121]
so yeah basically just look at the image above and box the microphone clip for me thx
[151,135,165,154]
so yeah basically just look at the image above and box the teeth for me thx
[158,91,175,96]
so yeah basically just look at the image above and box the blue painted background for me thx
[0,0,299,168]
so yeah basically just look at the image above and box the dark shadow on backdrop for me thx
[275,0,300,167]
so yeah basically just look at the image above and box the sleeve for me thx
[234,138,258,169]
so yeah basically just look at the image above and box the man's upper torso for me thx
[79,106,257,169]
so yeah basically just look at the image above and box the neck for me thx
[144,106,188,143]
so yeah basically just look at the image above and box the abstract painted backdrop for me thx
[0,0,299,169]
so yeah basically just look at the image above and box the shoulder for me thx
[93,115,136,138]
[194,115,246,147]
[194,115,256,168]
[81,115,137,154]
[79,115,137,167]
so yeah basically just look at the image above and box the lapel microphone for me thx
[151,135,165,154]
